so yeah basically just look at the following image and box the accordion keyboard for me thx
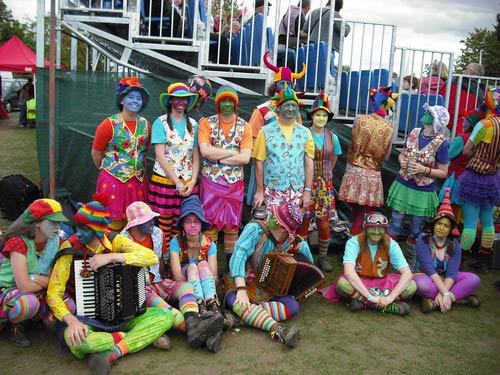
[74,259,97,318]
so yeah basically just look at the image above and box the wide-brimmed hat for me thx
[74,193,112,239]
[307,90,333,121]
[272,202,303,236]
[114,77,150,112]
[174,195,211,232]
[159,82,198,112]
[123,201,160,231]
[363,212,389,229]
[22,199,69,224]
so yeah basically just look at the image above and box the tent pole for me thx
[48,0,56,199]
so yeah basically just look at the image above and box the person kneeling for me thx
[321,213,416,315]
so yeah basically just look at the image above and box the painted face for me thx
[433,217,452,238]
[170,97,189,113]
[219,99,235,115]
[122,90,143,113]
[182,214,202,236]
[76,225,96,245]
[137,219,155,235]
[39,220,61,239]
[279,100,299,119]
[312,109,329,128]
[275,80,293,93]
[421,112,434,125]
[365,226,386,244]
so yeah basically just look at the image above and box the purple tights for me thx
[413,272,480,301]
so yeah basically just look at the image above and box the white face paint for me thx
[39,220,61,239]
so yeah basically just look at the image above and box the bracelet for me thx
[29,274,35,282]
[236,286,246,291]
[442,292,451,297]
[304,187,312,192]
[425,167,432,177]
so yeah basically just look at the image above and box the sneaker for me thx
[457,295,480,308]
[348,299,367,312]
[317,256,333,273]
[152,334,173,351]
[421,298,438,313]
[381,301,410,316]
[6,324,31,347]
[206,331,223,353]
[86,353,111,375]
[271,325,300,348]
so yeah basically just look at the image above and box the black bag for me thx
[0,174,41,221]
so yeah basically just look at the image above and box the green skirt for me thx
[386,180,439,217]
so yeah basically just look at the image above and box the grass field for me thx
[0,113,499,375]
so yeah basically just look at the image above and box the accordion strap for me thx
[52,247,95,265]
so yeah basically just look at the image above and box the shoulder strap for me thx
[51,247,94,265]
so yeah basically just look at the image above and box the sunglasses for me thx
[364,213,389,228]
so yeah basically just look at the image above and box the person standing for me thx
[91,77,151,233]
[198,86,253,263]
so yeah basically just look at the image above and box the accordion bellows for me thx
[257,252,324,300]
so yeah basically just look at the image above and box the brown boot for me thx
[198,300,214,319]
[207,298,223,317]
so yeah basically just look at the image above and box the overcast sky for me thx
[5,0,500,57]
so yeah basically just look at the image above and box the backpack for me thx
[0,174,41,221]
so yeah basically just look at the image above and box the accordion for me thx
[74,260,147,324]
[257,252,324,301]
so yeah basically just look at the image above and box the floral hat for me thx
[159,82,199,112]
[114,77,150,112]
[124,201,160,231]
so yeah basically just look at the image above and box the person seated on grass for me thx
[413,188,481,313]
[0,199,69,347]
[321,212,416,316]
[224,202,313,348]
[46,194,173,375]
[121,200,224,353]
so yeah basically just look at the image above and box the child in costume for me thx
[386,103,450,271]
[338,86,399,235]
[413,188,481,313]
[321,213,416,316]
[295,90,342,272]
[121,200,224,353]
[46,194,173,375]
[91,77,151,232]
[198,86,253,263]
[147,82,200,252]
[456,88,500,273]
[0,199,69,347]
[170,195,224,351]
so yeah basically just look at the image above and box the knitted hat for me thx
[187,75,212,107]
[363,212,389,229]
[215,85,238,113]
[74,193,112,239]
[123,201,160,231]
[270,84,304,107]
[307,90,333,120]
[432,187,459,236]
[484,87,500,117]
[263,50,305,85]
[422,103,450,136]
[114,77,150,112]
[159,82,199,112]
[22,199,69,224]
[175,195,211,232]
[369,86,399,117]
[272,202,303,235]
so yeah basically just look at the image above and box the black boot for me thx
[185,313,224,348]
[6,323,31,347]
[207,297,223,317]
[470,249,491,273]
[197,299,213,319]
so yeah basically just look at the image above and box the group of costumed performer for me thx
[198,85,253,263]
[91,77,151,233]
[121,199,225,353]
[338,87,399,236]
[295,90,342,273]
[386,103,451,271]
[413,188,481,313]
[46,194,173,374]
[246,50,306,207]
[456,88,500,272]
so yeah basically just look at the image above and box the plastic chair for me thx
[398,94,445,132]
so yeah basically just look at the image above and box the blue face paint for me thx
[122,90,143,113]
[138,219,155,235]
[76,225,95,245]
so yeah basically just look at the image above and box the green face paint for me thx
[421,112,434,125]
[219,99,235,115]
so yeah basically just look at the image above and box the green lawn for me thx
[0,113,499,374]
